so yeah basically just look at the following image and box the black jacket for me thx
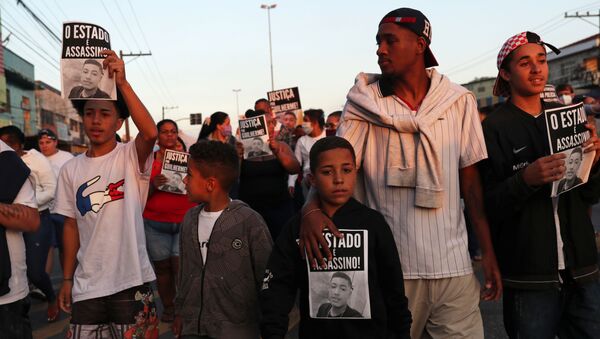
[480,101,599,289]
[0,149,31,296]
[259,198,411,339]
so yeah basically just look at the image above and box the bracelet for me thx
[302,208,322,219]
[63,277,73,281]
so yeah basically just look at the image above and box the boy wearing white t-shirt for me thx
[53,50,159,338]
[172,141,273,339]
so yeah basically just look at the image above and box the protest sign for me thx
[159,150,188,195]
[61,22,116,100]
[545,102,595,196]
[267,87,302,113]
[307,229,370,319]
[239,114,272,159]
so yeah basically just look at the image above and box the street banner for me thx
[307,229,371,319]
[545,102,595,196]
[267,87,302,113]
[239,114,273,159]
[61,22,116,101]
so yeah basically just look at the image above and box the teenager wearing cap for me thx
[480,31,600,338]
[299,7,501,338]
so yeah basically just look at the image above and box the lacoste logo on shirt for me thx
[513,146,527,154]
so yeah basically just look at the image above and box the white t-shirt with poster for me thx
[46,149,74,178]
[197,208,223,264]
[53,142,156,302]
[0,141,37,305]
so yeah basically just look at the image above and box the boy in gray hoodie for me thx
[172,141,273,339]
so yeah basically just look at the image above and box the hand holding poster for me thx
[159,150,188,195]
[61,22,116,100]
[239,115,273,159]
[545,102,596,197]
[307,229,370,319]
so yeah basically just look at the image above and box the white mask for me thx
[560,94,573,105]
[302,122,313,134]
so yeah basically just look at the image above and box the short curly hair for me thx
[189,140,239,190]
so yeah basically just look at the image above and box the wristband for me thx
[63,277,73,281]
[302,208,322,219]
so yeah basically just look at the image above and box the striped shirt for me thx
[338,75,487,279]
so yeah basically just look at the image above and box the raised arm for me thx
[101,50,157,170]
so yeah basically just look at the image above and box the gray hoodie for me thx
[175,200,273,338]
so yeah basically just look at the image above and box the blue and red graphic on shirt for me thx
[76,175,124,216]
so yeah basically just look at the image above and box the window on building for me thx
[478,87,485,93]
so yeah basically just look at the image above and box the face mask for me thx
[560,94,573,105]
[302,122,313,135]
[221,125,232,137]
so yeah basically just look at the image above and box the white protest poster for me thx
[545,102,595,197]
[307,229,370,319]
[239,114,272,159]
[159,150,188,195]
[61,22,116,100]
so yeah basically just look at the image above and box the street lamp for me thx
[260,3,277,91]
[232,89,242,117]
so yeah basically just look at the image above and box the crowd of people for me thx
[2,6,600,339]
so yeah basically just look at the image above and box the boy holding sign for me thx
[54,49,159,338]
[260,137,411,339]
[480,31,600,338]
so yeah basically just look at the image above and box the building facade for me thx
[548,34,600,91]
[2,48,37,136]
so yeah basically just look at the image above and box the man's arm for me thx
[58,216,79,313]
[460,165,502,301]
[101,50,157,170]
[0,203,39,232]
[270,140,301,174]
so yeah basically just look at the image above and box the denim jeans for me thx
[503,278,600,338]
[23,210,55,302]
[0,297,32,339]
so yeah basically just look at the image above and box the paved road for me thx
[30,205,600,338]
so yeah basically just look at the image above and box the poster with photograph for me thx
[307,229,370,319]
[159,150,188,195]
[267,87,302,113]
[61,22,116,101]
[239,114,272,159]
[545,102,595,197]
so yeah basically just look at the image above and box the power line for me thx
[16,0,61,43]
[26,0,61,33]
[119,0,177,105]
[1,25,60,71]
[1,1,60,51]
[1,21,58,62]
[51,0,69,20]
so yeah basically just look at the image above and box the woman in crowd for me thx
[239,109,300,241]
[197,111,240,197]
[197,111,236,146]
[143,119,196,322]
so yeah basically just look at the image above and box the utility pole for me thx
[232,89,241,117]
[162,105,178,120]
[565,10,600,35]
[261,4,277,91]
[119,50,152,141]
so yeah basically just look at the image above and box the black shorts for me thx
[68,283,159,339]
